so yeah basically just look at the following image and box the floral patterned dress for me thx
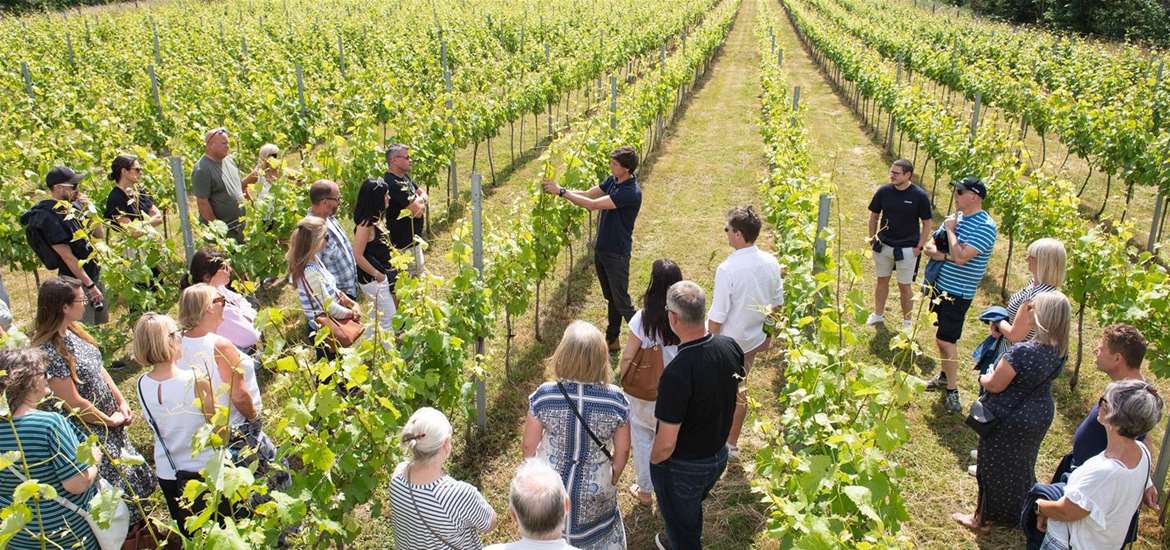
[529,380,629,550]
[42,331,157,522]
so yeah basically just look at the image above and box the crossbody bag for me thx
[556,381,614,461]
[966,356,1065,437]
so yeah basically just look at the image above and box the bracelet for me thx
[83,281,96,289]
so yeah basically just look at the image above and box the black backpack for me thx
[20,203,63,271]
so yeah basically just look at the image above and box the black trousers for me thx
[594,251,635,341]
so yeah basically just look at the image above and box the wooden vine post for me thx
[471,173,486,429]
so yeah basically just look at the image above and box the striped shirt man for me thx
[936,210,997,299]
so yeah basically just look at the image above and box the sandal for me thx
[951,512,990,535]
[628,484,653,506]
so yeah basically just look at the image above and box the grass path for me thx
[429,2,785,548]
[773,5,1168,548]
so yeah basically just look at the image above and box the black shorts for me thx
[929,290,973,344]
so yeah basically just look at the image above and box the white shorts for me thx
[873,245,916,285]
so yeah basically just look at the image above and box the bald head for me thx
[509,459,568,539]
[204,127,230,160]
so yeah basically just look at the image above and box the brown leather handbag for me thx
[621,345,665,400]
[302,278,365,349]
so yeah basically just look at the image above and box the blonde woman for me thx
[989,238,1067,355]
[388,407,496,549]
[522,321,630,550]
[243,143,281,201]
[178,284,286,491]
[132,313,219,537]
[288,216,361,358]
[955,291,1071,532]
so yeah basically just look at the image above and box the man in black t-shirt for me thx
[649,280,742,550]
[383,144,427,279]
[866,159,933,329]
[20,166,108,324]
[542,146,642,351]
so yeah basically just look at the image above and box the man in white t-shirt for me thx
[707,206,784,457]
[486,459,578,550]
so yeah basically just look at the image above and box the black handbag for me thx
[138,375,204,483]
[965,356,1065,437]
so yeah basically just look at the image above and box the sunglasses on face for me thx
[889,170,905,176]
[956,189,968,196]
[128,166,143,173]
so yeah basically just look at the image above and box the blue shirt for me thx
[595,175,641,256]
[936,210,997,299]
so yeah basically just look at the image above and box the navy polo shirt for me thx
[595,175,641,256]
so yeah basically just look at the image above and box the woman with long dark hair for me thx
[617,259,683,506]
[104,155,163,231]
[31,277,156,523]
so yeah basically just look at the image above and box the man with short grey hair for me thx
[192,127,248,241]
[650,280,744,550]
[485,459,577,550]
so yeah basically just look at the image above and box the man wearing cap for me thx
[192,127,248,242]
[541,146,642,351]
[20,166,108,324]
[922,176,998,413]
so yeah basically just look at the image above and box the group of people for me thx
[3,134,1164,549]
[865,159,1165,548]
[0,265,282,548]
[379,147,783,550]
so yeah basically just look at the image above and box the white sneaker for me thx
[901,319,913,330]
[967,465,977,477]
[866,313,885,326]
[726,445,739,460]
[969,449,978,461]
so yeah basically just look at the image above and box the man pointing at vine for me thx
[542,146,642,351]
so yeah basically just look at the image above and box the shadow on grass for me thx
[870,324,937,376]
[923,398,980,470]
[451,246,599,487]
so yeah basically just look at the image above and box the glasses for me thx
[212,297,226,306]
[324,195,341,202]
[72,298,89,304]
[889,170,905,176]
[128,166,143,173]
[955,189,968,196]
[55,183,78,189]
[1098,396,1109,411]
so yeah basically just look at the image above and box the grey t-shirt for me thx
[191,154,245,228]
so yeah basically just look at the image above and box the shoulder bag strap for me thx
[5,460,99,532]
[137,375,180,473]
[404,465,462,550]
[556,381,614,462]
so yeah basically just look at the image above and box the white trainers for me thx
[901,319,913,330]
[969,449,978,461]
[866,313,885,326]
[967,465,977,477]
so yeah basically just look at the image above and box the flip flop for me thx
[628,484,652,506]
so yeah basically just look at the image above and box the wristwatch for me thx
[83,281,96,289]
[558,187,567,197]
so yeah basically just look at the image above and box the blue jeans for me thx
[650,446,729,550]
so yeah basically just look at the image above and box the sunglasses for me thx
[212,297,226,306]
[128,166,143,173]
[955,189,968,196]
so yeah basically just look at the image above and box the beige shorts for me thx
[874,245,916,285]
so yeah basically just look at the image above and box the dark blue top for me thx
[1055,399,1147,481]
[595,175,641,257]
[867,183,933,248]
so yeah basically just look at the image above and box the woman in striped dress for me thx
[523,321,631,550]
[0,348,100,550]
[388,407,496,549]
[986,238,1066,372]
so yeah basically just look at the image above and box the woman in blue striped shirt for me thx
[0,348,101,550]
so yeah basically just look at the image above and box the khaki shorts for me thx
[873,245,916,285]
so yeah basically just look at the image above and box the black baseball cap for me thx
[45,166,85,189]
[951,176,987,199]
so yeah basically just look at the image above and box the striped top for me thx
[935,210,998,299]
[388,463,494,550]
[0,411,98,550]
